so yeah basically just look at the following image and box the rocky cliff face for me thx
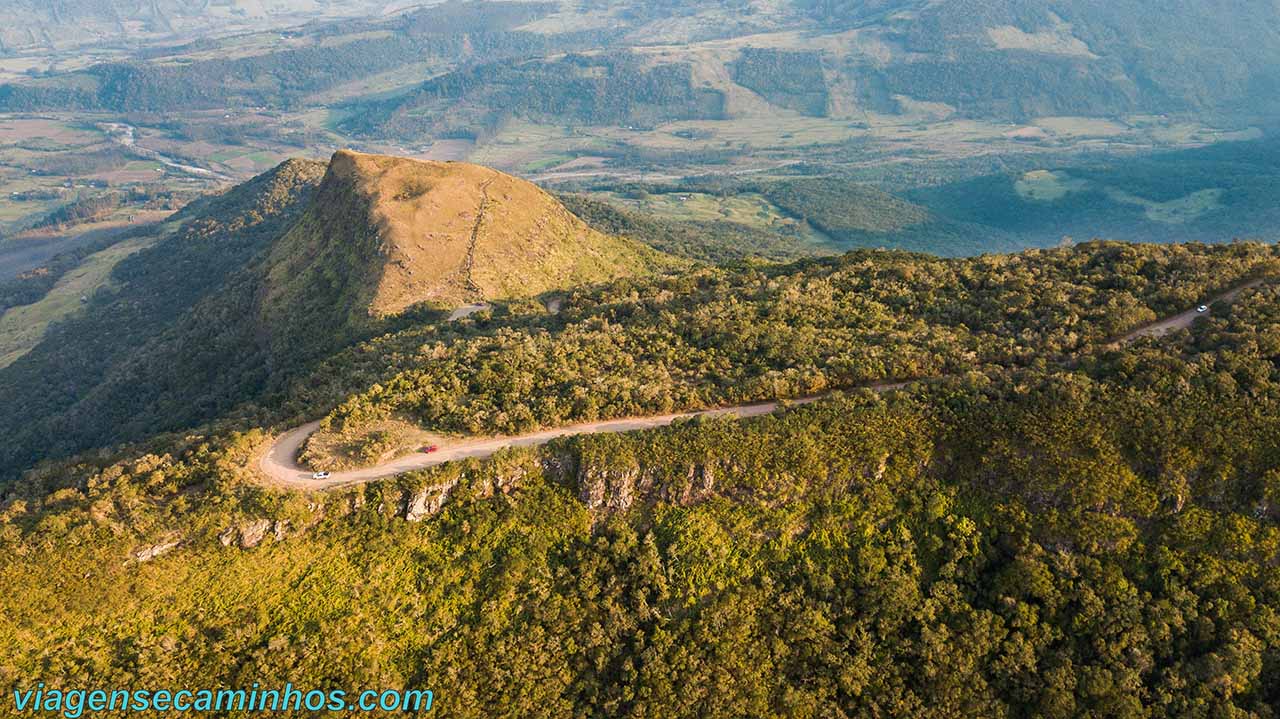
[578,460,718,513]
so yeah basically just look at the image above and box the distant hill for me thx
[0,33,568,114]
[341,0,1280,138]
[0,151,677,475]
[0,3,576,112]
[5,1,1279,130]
[839,0,1280,122]
[347,51,727,141]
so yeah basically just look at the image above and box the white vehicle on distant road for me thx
[1197,305,1209,313]
[312,471,330,480]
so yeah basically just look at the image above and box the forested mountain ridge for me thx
[2,257,1279,716]
[0,153,1276,713]
[279,241,1279,457]
[4,2,1280,714]
[0,152,678,477]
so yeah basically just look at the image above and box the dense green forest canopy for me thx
[283,241,1279,447]
[0,163,1275,479]
[3,1,1280,713]
[2,273,1278,717]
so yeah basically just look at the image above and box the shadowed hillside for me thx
[258,151,679,360]
[0,151,679,476]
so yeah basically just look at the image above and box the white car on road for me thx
[312,471,330,480]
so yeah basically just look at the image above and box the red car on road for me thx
[422,445,440,454]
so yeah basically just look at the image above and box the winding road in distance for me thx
[260,279,1271,489]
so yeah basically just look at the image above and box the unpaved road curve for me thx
[261,278,1272,490]
[1116,278,1267,343]
[260,386,907,489]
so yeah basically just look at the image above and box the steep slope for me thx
[268,150,670,315]
[0,151,677,477]
[0,158,328,474]
[257,151,677,360]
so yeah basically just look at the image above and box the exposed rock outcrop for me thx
[404,480,459,522]
[219,519,281,549]
[239,519,273,548]
[132,537,181,562]
[579,459,720,513]
[579,465,641,512]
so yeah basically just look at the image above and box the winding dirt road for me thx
[260,279,1270,489]
[260,388,910,489]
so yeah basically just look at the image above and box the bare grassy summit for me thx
[262,150,674,326]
